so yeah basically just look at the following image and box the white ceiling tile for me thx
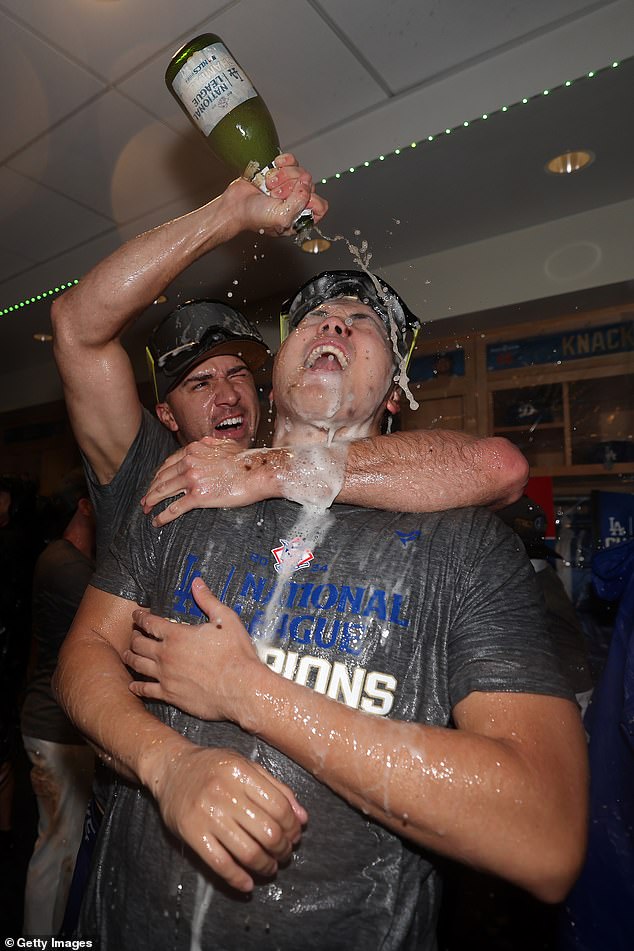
[7,90,224,222]
[0,11,105,161]
[0,229,123,312]
[318,0,613,93]
[0,166,113,262]
[116,59,209,140]
[0,246,35,285]
[0,0,231,82]
[120,0,387,152]
[208,0,388,145]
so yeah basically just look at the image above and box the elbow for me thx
[527,849,586,904]
[50,293,75,360]
[488,437,529,509]
[523,812,588,904]
[50,292,67,337]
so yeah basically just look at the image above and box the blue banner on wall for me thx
[487,320,634,372]
[592,490,634,549]
[409,348,465,383]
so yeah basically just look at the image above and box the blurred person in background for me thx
[0,476,40,847]
[498,495,594,715]
[21,469,96,936]
[561,536,634,951]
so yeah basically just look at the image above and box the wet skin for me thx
[272,299,400,444]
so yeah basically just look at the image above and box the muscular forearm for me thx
[52,163,320,483]
[236,666,586,901]
[52,195,238,356]
[143,422,528,525]
[52,158,320,360]
[228,432,528,513]
[55,627,189,786]
[51,190,244,482]
[337,430,529,511]
[259,431,528,511]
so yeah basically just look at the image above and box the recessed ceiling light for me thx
[300,236,331,254]
[545,150,594,174]
[33,332,53,342]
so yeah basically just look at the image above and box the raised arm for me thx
[51,155,326,484]
[141,428,528,526]
[127,579,588,903]
[53,585,307,892]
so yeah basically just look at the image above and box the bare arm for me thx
[127,579,588,903]
[53,585,307,892]
[340,429,528,510]
[51,156,326,485]
[141,429,528,526]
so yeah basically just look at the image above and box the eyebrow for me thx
[306,304,384,325]
[182,362,250,384]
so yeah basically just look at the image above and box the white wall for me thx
[383,198,634,323]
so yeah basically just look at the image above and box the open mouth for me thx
[304,344,349,371]
[214,414,244,434]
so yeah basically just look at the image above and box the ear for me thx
[386,387,401,416]
[155,401,179,433]
[77,497,93,518]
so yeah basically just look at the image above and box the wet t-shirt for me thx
[82,408,176,563]
[82,497,572,951]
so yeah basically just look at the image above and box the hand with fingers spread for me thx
[148,742,306,893]
[141,440,283,527]
[126,578,260,721]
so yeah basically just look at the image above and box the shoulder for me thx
[35,538,74,571]
[130,408,176,474]
[398,505,512,549]
[332,504,510,548]
[34,539,92,592]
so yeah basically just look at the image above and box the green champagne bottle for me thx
[165,33,313,236]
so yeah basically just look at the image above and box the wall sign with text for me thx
[487,320,634,372]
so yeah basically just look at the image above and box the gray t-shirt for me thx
[83,407,176,562]
[81,492,571,951]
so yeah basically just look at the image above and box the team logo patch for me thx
[395,530,421,547]
[271,537,314,574]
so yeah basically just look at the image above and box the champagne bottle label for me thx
[171,42,257,137]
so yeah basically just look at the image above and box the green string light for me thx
[321,59,620,184]
[1,279,79,317]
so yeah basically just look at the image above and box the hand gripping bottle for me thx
[165,33,313,237]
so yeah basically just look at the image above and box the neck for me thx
[272,416,380,448]
[63,513,94,560]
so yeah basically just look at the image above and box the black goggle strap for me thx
[145,345,160,403]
